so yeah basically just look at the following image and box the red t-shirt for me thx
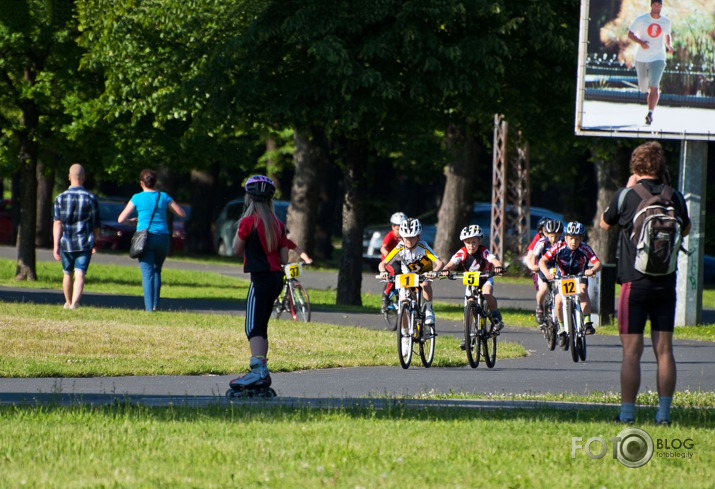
[237,215,290,273]
[381,231,401,260]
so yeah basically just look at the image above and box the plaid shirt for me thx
[53,186,100,252]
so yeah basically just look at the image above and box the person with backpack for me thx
[600,140,691,426]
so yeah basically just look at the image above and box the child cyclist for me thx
[378,217,443,325]
[527,219,563,325]
[524,217,551,290]
[380,212,408,312]
[440,225,505,341]
[538,221,602,347]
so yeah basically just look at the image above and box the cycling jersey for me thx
[533,236,562,265]
[384,241,440,274]
[449,245,495,272]
[543,241,599,276]
[527,232,542,252]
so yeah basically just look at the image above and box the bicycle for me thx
[272,262,311,322]
[538,268,559,351]
[377,273,436,369]
[381,287,398,331]
[552,273,589,363]
[448,270,500,368]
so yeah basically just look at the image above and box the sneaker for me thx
[655,418,672,427]
[424,308,435,325]
[614,415,634,425]
[645,112,653,125]
[402,337,412,356]
[491,311,504,332]
[559,331,568,349]
[535,308,544,324]
[584,322,595,335]
[459,339,466,350]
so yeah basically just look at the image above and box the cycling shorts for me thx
[617,281,675,334]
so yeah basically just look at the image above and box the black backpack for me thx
[621,183,683,276]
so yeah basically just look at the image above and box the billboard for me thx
[575,0,715,140]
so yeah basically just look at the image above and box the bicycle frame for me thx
[450,270,498,368]
[273,262,311,322]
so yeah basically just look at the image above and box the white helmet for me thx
[390,212,408,225]
[399,218,422,237]
[460,225,484,241]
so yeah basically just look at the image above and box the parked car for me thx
[96,199,136,250]
[362,202,564,262]
[213,198,290,256]
[0,199,13,245]
[170,204,191,251]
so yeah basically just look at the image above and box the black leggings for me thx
[245,271,284,339]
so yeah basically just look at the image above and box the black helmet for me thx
[245,175,276,202]
[536,217,550,232]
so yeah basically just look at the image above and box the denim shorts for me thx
[61,250,92,273]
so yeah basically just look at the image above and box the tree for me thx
[0,0,97,279]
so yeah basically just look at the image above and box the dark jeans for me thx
[138,232,169,311]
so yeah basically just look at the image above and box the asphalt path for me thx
[1,246,713,409]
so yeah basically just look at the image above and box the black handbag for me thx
[129,193,160,259]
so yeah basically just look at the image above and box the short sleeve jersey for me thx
[381,232,401,260]
[629,13,671,63]
[238,214,290,273]
[527,232,542,252]
[601,179,690,285]
[384,241,440,274]
[532,236,561,265]
[449,245,495,272]
[543,241,599,276]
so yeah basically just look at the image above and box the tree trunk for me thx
[588,140,631,264]
[35,156,55,249]
[336,139,367,306]
[313,130,337,260]
[433,121,481,259]
[286,130,323,261]
[187,165,218,254]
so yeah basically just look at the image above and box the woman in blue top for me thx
[118,169,186,311]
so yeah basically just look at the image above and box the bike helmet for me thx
[459,225,484,241]
[543,219,563,234]
[536,217,550,232]
[399,218,422,237]
[390,212,408,226]
[565,221,585,236]
[245,175,276,202]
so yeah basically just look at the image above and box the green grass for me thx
[0,403,712,488]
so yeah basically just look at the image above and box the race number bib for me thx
[559,278,580,296]
[285,263,302,278]
[462,272,481,287]
[395,273,419,289]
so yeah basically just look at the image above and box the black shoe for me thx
[645,112,653,125]
[459,339,466,350]
[614,415,634,425]
[655,418,672,427]
[535,308,544,324]
[584,322,596,335]
[559,332,568,349]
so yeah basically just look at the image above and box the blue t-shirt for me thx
[130,191,172,234]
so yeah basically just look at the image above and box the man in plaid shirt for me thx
[52,164,100,309]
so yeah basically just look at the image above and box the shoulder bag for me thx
[129,192,161,259]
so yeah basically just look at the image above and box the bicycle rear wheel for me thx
[482,318,497,368]
[419,321,436,368]
[289,282,311,322]
[382,295,398,331]
[463,303,480,368]
[397,303,413,369]
[544,301,557,351]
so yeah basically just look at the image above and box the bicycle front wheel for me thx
[463,303,480,368]
[397,303,414,369]
[289,282,311,322]
[567,301,579,363]
[482,317,497,368]
[419,321,436,368]
[544,302,557,351]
